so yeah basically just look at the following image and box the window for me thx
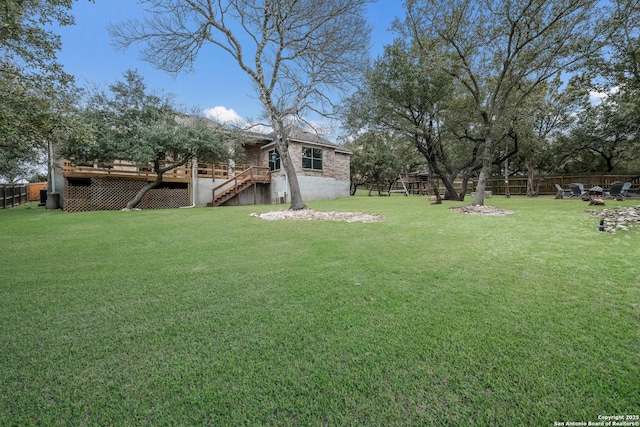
[268,149,281,171]
[302,147,322,170]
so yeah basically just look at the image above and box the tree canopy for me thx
[341,0,640,202]
[343,41,485,202]
[62,70,228,209]
[110,0,373,210]
[0,0,93,183]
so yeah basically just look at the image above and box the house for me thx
[235,126,352,206]
[55,124,351,212]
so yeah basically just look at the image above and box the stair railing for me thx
[212,167,271,203]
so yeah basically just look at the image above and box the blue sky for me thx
[56,1,404,128]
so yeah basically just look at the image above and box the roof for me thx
[265,126,352,154]
[178,115,352,155]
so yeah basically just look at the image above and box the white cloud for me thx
[203,106,273,134]
[589,86,620,105]
[589,90,607,104]
[243,123,273,134]
[203,106,244,125]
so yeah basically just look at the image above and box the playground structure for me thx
[366,173,471,198]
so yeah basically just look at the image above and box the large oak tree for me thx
[110,0,373,210]
[343,42,483,202]
[62,70,227,209]
[399,0,602,205]
[0,0,93,183]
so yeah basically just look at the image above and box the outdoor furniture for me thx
[555,184,571,198]
[605,182,625,199]
[625,184,640,198]
[568,183,586,198]
[589,186,604,196]
[620,182,632,197]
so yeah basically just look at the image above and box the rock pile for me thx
[588,205,640,233]
[251,208,386,223]
[449,205,515,216]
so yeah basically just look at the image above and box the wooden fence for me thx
[487,175,640,196]
[385,174,640,197]
[27,182,47,202]
[0,184,28,209]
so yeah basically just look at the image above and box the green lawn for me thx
[1,196,639,426]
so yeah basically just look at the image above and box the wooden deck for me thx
[63,161,247,183]
[63,160,190,182]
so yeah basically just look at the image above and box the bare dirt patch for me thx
[449,205,515,216]
[251,208,386,223]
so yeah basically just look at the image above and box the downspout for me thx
[180,157,197,208]
[49,140,56,194]
[45,139,61,209]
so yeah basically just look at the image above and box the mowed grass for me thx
[0,195,638,426]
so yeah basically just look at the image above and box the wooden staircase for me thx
[208,166,271,207]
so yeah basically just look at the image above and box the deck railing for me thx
[212,166,271,197]
[63,160,191,182]
[195,163,246,179]
[63,160,248,183]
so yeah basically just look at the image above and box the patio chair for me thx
[605,181,625,199]
[568,183,586,198]
[620,182,632,197]
[554,184,571,198]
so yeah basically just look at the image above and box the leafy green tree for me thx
[343,42,481,202]
[0,63,91,185]
[62,70,227,209]
[109,0,373,210]
[0,67,49,182]
[399,0,602,205]
[600,0,640,95]
[345,131,416,196]
[510,75,585,195]
[1,0,93,184]
[557,97,639,173]
[0,0,85,92]
[560,0,640,173]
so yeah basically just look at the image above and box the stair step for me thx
[210,174,270,207]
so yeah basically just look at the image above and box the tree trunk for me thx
[472,137,493,206]
[459,176,470,201]
[414,133,459,201]
[272,122,306,210]
[428,168,442,204]
[126,175,162,210]
[125,159,187,210]
[525,156,536,197]
[503,157,510,198]
[426,156,459,200]
[350,181,359,196]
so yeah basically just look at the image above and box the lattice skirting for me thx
[64,178,189,212]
